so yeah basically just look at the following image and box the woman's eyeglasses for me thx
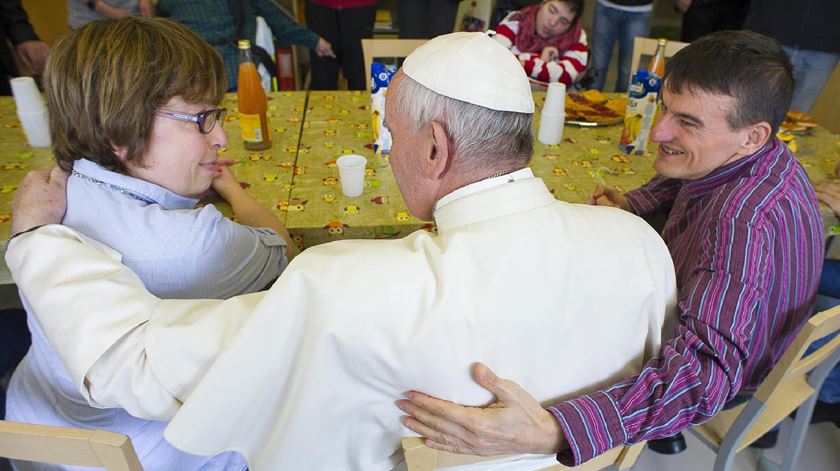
[155,108,227,134]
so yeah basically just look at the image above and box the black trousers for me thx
[680,0,750,43]
[1,309,30,420]
[397,0,461,39]
[306,2,375,91]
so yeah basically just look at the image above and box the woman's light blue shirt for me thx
[8,158,287,470]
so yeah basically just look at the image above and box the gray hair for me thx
[393,76,534,173]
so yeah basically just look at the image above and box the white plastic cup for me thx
[17,109,51,148]
[543,82,566,114]
[9,77,45,112]
[538,111,565,145]
[336,154,367,197]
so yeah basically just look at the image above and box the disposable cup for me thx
[336,154,367,197]
[543,82,566,114]
[10,77,45,112]
[538,111,565,145]
[17,109,51,148]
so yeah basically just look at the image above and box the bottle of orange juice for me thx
[647,38,667,79]
[237,39,271,150]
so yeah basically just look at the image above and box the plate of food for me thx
[779,110,818,134]
[562,89,626,126]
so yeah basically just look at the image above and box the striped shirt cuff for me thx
[547,391,627,466]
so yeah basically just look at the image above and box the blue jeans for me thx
[783,46,840,113]
[589,2,651,92]
[809,259,840,403]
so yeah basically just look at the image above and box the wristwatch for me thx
[86,0,97,10]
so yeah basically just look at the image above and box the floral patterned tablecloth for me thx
[284,91,429,250]
[2,91,839,246]
[216,91,307,222]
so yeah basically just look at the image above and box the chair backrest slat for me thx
[402,437,634,470]
[755,305,840,403]
[361,39,427,89]
[0,420,142,471]
[789,333,840,379]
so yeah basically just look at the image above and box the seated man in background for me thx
[156,0,335,90]
[399,30,824,464]
[8,32,676,469]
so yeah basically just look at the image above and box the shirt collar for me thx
[680,137,782,197]
[72,159,199,210]
[434,168,535,211]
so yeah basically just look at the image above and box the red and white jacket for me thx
[493,18,588,86]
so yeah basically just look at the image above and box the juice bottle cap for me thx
[238,39,251,49]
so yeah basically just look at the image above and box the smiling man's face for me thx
[650,86,754,181]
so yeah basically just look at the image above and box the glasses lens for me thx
[200,108,227,133]
[200,111,215,134]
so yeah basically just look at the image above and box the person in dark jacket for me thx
[398,0,461,39]
[745,0,839,112]
[306,0,376,90]
[676,0,750,42]
[588,0,654,92]
[0,0,50,95]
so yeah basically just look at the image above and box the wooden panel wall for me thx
[22,0,69,46]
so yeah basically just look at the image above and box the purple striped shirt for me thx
[548,137,824,465]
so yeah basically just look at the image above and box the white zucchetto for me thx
[402,32,535,114]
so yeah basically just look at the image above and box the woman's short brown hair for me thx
[45,17,226,173]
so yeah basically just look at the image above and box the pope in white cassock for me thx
[6,32,678,470]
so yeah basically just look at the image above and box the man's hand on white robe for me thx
[587,184,630,211]
[11,166,69,236]
[397,363,566,456]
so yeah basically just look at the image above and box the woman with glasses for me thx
[493,0,588,86]
[5,17,291,471]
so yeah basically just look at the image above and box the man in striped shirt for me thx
[399,30,824,466]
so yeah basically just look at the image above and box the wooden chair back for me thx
[689,305,840,470]
[402,437,644,470]
[0,420,143,471]
[361,39,427,88]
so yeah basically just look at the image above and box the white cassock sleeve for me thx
[5,225,265,420]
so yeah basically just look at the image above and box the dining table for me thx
[1,90,840,290]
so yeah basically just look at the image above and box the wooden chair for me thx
[402,437,645,470]
[628,37,689,82]
[361,39,427,88]
[688,305,840,471]
[0,420,142,471]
